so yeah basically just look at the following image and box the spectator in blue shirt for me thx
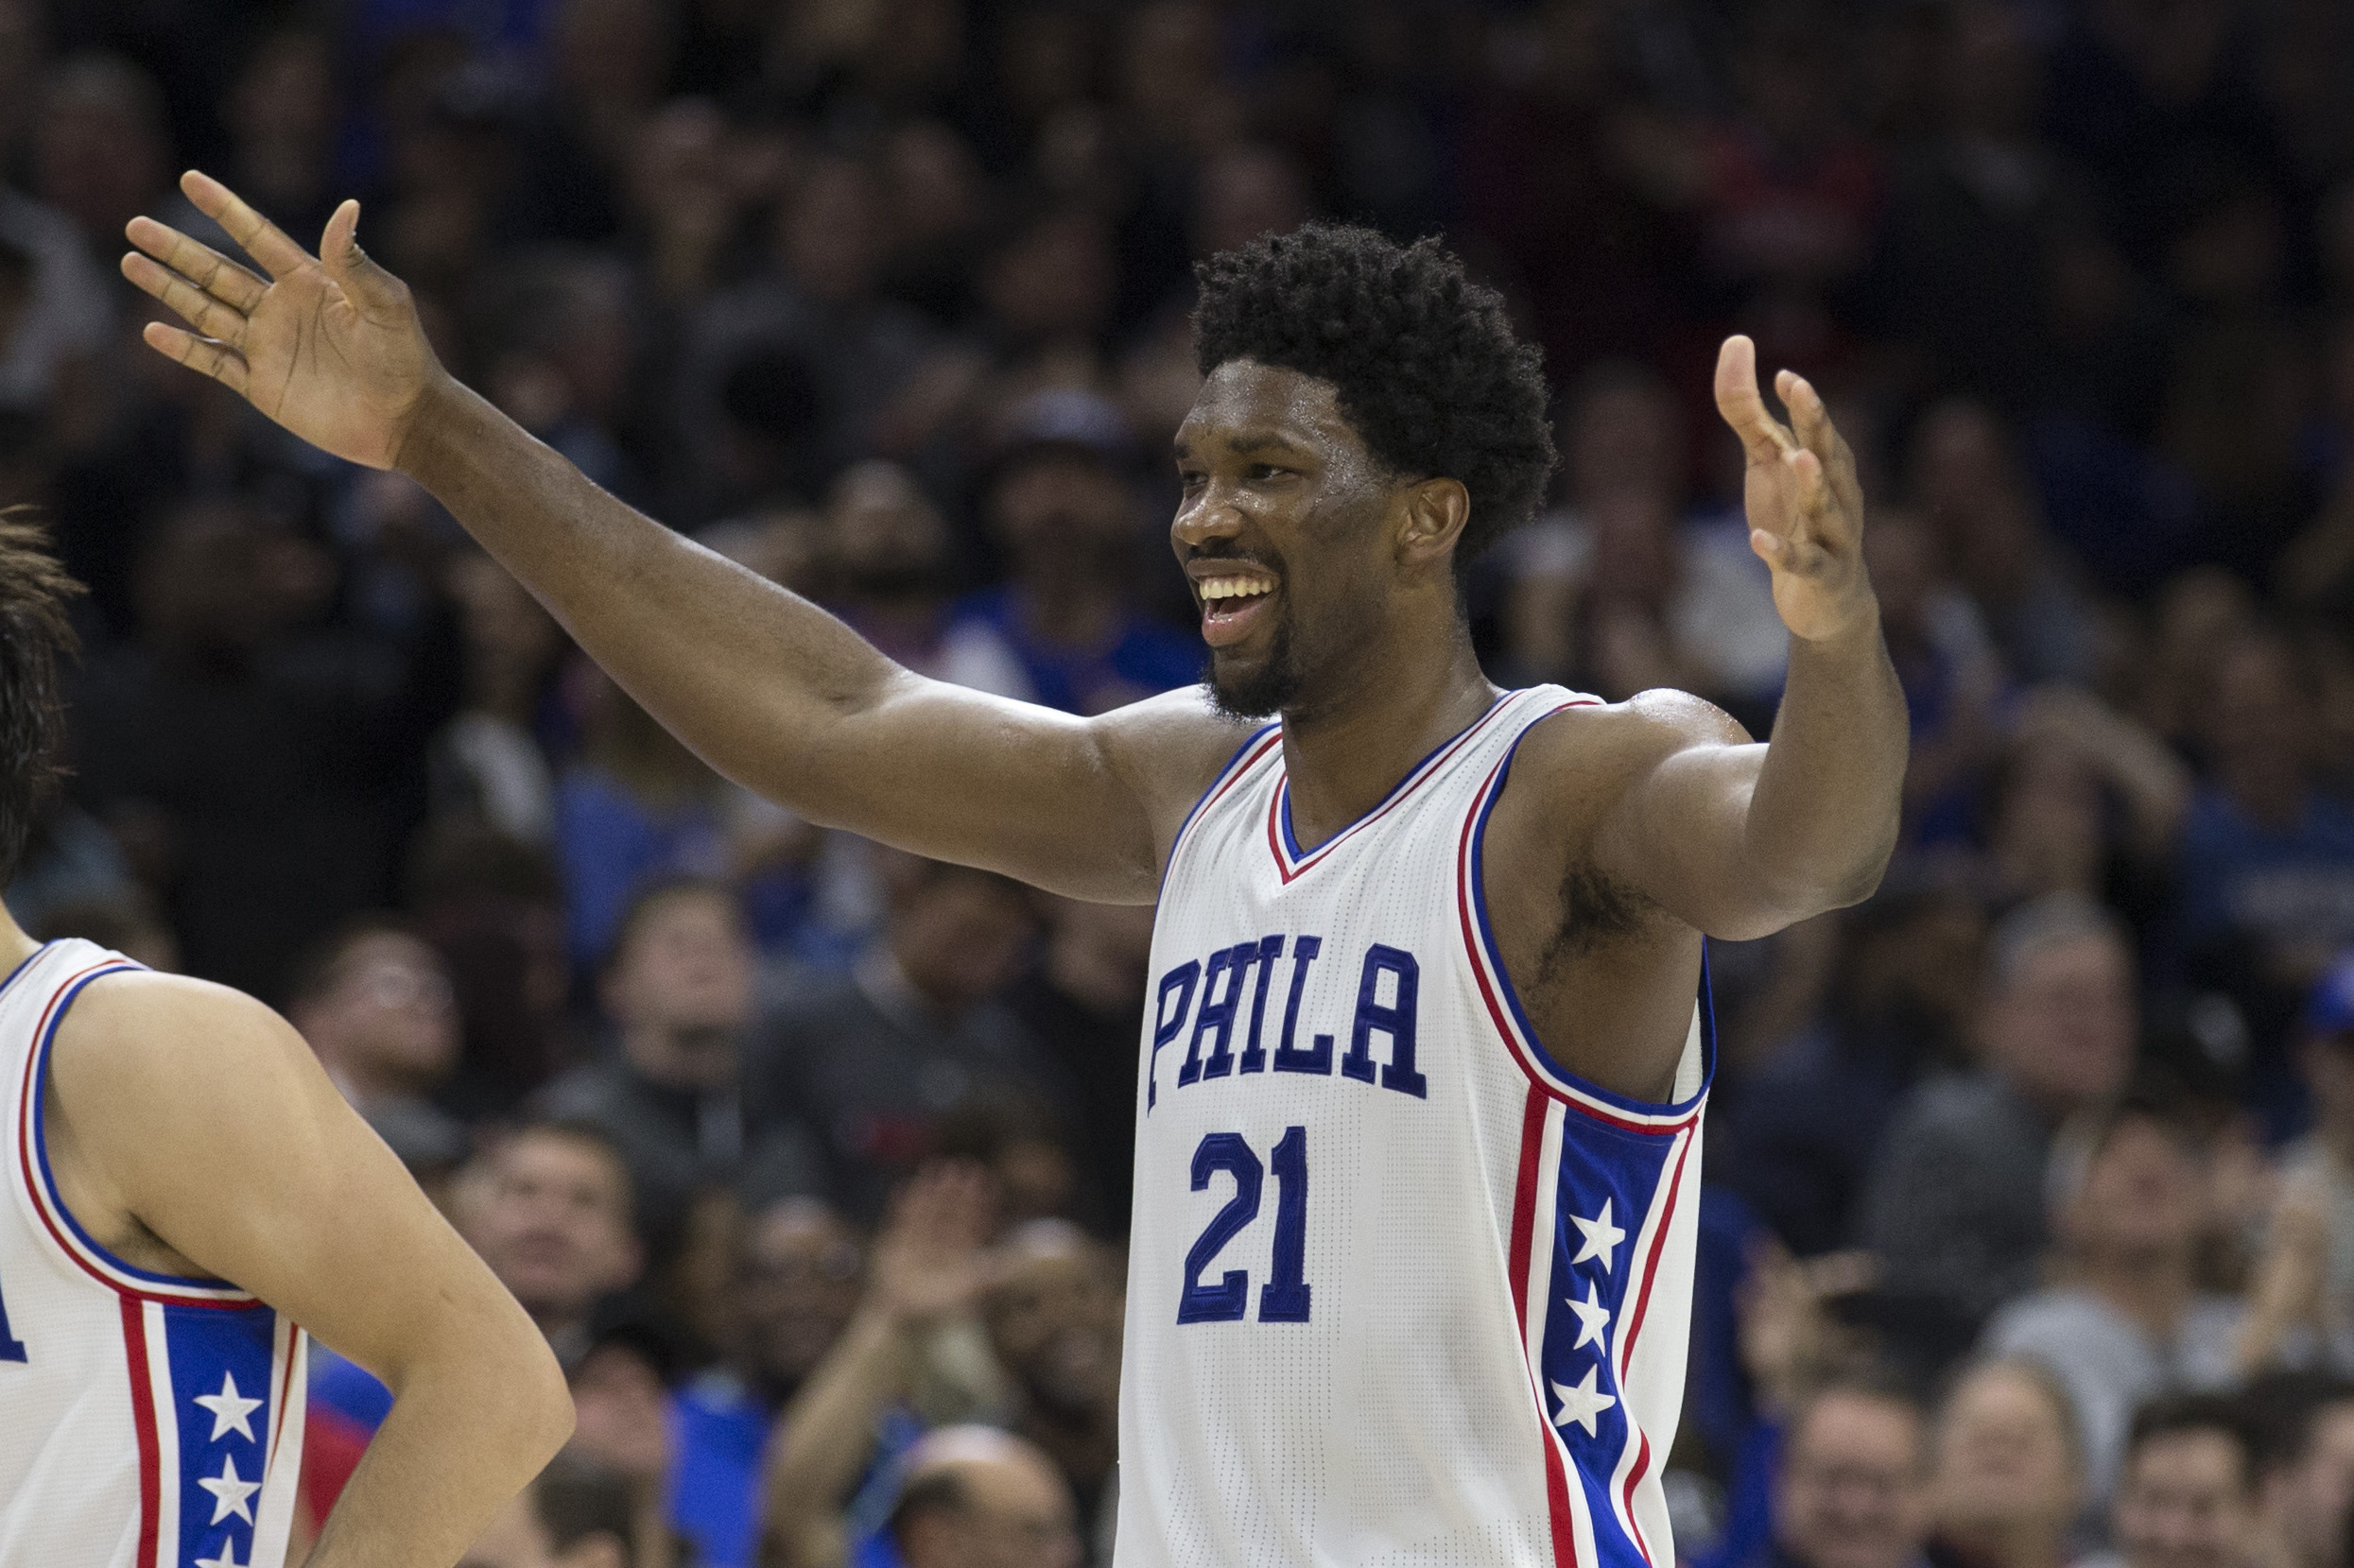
[946,391,1198,717]
[2177,629,2354,1128]
[667,1198,866,1568]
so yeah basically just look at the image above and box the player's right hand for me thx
[122,170,442,472]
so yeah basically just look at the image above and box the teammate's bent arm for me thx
[120,173,1238,903]
[45,972,573,1568]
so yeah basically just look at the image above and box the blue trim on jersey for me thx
[1157,721,1281,896]
[1277,693,1510,860]
[161,1300,282,1568]
[1468,716,1717,1119]
[29,960,240,1290]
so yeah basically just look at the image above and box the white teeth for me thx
[1200,577,1273,601]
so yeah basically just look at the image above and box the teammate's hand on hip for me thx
[1713,334,1876,644]
[120,170,444,472]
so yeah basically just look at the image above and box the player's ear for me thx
[1395,477,1470,570]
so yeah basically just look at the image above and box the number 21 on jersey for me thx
[1178,1125,1310,1325]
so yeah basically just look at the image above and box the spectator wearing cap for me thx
[1861,894,2138,1376]
[2094,1395,2259,1568]
[943,390,1198,716]
[535,876,827,1240]
[1981,1093,2243,1512]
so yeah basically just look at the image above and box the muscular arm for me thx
[123,174,1233,903]
[46,974,573,1568]
[1583,340,1906,939]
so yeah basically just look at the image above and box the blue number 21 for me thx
[1177,1127,1310,1325]
[0,1261,26,1362]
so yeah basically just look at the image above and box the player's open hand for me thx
[1713,335,1875,644]
[122,171,442,472]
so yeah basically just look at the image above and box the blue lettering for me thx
[1236,935,1286,1074]
[1272,935,1331,1075]
[1147,960,1201,1111]
[1181,943,1257,1086]
[1341,944,1426,1097]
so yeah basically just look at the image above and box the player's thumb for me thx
[320,198,407,317]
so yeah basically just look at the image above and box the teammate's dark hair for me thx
[528,1449,636,1557]
[0,510,83,890]
[1190,224,1556,587]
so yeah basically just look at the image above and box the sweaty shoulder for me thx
[1505,688,1752,818]
[1090,683,1270,870]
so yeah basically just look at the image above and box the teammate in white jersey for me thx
[125,179,1909,1565]
[0,511,573,1565]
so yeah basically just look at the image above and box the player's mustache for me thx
[1183,545,1285,579]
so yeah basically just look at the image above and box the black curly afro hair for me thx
[1191,223,1556,585]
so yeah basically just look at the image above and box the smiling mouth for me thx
[1196,574,1278,647]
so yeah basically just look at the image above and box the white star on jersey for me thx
[194,1371,261,1443]
[1569,1198,1625,1270]
[1549,1364,1618,1437]
[195,1540,248,1568]
[198,1455,259,1525]
[1566,1279,1612,1349]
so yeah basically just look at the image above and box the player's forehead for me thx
[1174,358,1364,466]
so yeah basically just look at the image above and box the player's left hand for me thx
[1713,335,1875,644]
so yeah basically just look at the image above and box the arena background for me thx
[8,1,2354,1565]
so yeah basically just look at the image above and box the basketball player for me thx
[124,174,1908,1566]
[0,515,574,1553]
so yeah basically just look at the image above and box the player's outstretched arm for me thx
[45,972,573,1568]
[1584,336,1908,939]
[121,173,1231,904]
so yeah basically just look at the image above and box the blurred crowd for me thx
[5,0,2354,1565]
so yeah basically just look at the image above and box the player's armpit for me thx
[43,972,571,1563]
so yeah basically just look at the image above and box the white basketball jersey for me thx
[1118,686,1712,1568]
[0,940,306,1568]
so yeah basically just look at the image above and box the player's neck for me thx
[1277,623,1495,853]
[0,902,39,975]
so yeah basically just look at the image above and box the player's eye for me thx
[1246,464,1290,481]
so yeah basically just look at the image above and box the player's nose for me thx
[1170,487,1245,550]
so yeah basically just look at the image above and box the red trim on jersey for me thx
[1265,694,1521,884]
[122,1297,162,1568]
[1170,729,1283,877]
[1507,1089,1581,1568]
[14,960,257,1306]
[1453,755,1704,1135]
[1611,1128,1696,1566]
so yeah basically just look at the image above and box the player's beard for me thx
[1206,612,1301,719]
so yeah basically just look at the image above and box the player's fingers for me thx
[1749,525,1829,579]
[123,215,268,312]
[140,321,251,397]
[120,252,250,346]
[1782,373,1865,532]
[180,169,312,281]
[1713,335,1795,461]
[319,199,411,319]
